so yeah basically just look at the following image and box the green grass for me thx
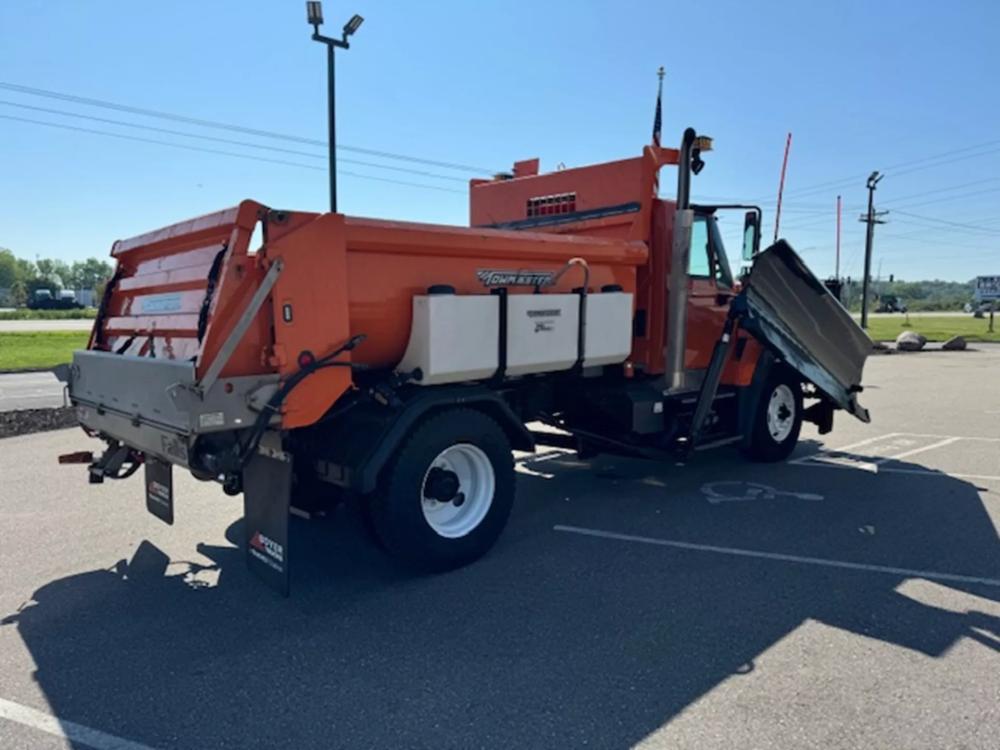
[0,308,97,321]
[0,332,91,371]
[864,315,1000,343]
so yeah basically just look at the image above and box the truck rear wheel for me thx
[368,408,515,572]
[742,368,803,462]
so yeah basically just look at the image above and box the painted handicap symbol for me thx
[701,481,824,505]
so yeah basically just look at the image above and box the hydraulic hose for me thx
[236,334,366,466]
[553,257,590,368]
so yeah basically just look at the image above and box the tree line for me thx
[0,244,983,313]
[839,278,979,312]
[0,248,114,306]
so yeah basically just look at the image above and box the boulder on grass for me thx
[942,335,967,351]
[896,330,927,351]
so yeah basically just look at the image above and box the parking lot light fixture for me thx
[306,2,363,213]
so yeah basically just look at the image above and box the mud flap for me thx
[144,458,175,525]
[243,441,293,597]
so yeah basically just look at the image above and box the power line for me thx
[0,99,468,183]
[889,219,1000,239]
[879,176,1000,206]
[0,81,499,174]
[780,180,1000,233]
[0,114,465,194]
[753,136,1000,204]
[890,210,1000,236]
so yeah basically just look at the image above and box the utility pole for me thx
[306,2,364,213]
[859,171,888,329]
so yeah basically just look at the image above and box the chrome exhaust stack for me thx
[664,127,698,392]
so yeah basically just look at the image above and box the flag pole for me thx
[835,194,842,279]
[653,66,664,147]
[652,66,664,195]
[772,132,792,243]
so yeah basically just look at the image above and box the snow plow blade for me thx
[738,240,872,423]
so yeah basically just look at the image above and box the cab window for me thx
[688,217,712,277]
[707,217,734,289]
[688,214,734,288]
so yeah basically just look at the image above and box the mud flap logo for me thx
[147,481,171,509]
[249,531,284,572]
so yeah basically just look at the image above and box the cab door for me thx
[685,213,735,372]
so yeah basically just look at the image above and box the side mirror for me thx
[742,210,760,261]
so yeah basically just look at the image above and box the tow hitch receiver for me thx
[58,451,94,464]
[87,443,140,484]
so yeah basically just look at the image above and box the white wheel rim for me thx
[766,384,796,443]
[421,443,495,538]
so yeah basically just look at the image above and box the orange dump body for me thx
[94,203,647,430]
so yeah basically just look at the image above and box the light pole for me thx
[306,2,363,213]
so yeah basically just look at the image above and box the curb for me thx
[0,368,58,375]
[0,407,78,439]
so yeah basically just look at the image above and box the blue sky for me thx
[1,0,998,282]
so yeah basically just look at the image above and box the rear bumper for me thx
[61,349,279,470]
[60,349,294,596]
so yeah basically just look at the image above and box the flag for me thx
[652,66,664,147]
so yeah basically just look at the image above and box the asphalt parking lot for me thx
[1,348,998,749]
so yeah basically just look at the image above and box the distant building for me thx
[974,275,1000,303]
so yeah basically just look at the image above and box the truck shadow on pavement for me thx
[4,444,1000,749]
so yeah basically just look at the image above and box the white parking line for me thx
[788,432,1000,481]
[875,436,960,463]
[0,697,157,750]
[891,433,1000,443]
[517,448,576,465]
[790,462,1000,483]
[787,432,898,465]
[554,525,1000,588]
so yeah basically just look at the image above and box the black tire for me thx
[741,367,803,462]
[368,408,515,572]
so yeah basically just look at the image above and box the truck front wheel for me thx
[368,408,515,572]
[742,368,803,462]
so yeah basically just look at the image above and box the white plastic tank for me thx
[582,291,633,367]
[505,294,580,376]
[398,289,633,384]
[397,293,500,385]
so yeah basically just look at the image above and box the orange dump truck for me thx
[58,128,872,594]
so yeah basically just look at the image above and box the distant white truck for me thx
[969,276,999,315]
